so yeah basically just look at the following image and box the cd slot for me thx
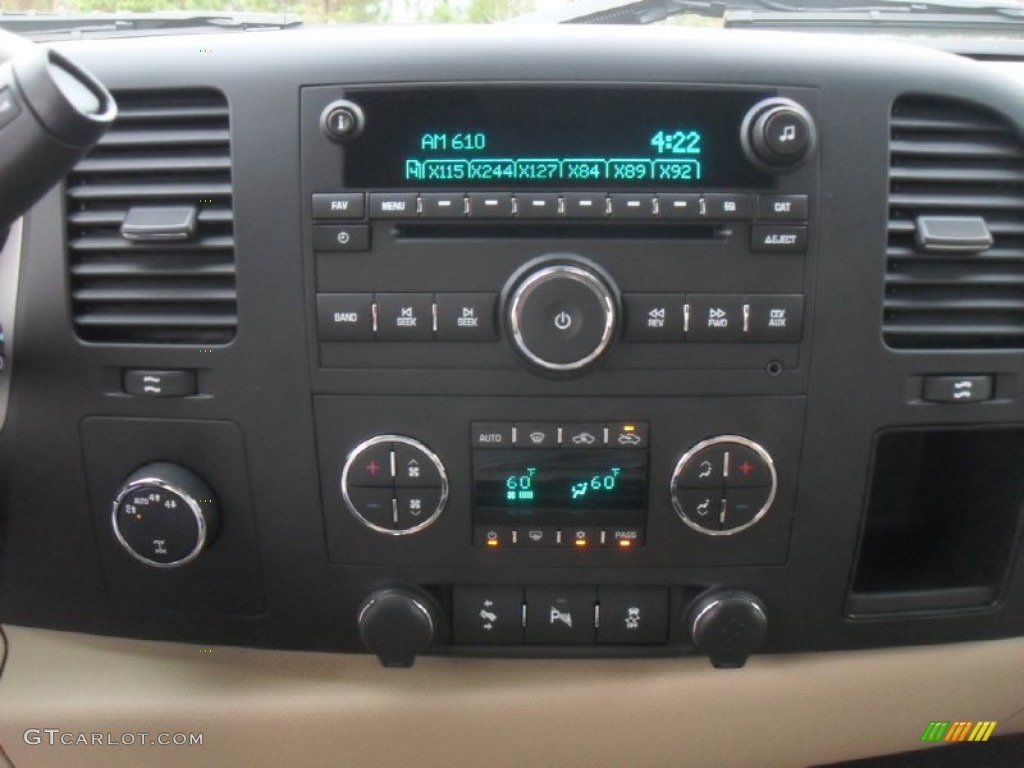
[392,223,725,241]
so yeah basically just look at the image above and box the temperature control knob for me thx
[505,256,619,373]
[358,587,440,668]
[742,98,816,171]
[112,462,220,568]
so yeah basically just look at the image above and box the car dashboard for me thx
[1,23,1024,767]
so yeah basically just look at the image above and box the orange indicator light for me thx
[623,425,636,432]
[618,539,633,548]
[487,539,499,547]
[575,539,587,548]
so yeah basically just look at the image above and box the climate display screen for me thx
[473,449,647,526]
[343,87,773,189]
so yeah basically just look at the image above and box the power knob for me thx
[504,256,618,373]
[112,462,219,569]
[742,98,816,171]
[358,587,440,668]
[689,590,768,669]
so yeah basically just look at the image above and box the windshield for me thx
[4,0,1024,37]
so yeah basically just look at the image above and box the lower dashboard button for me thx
[516,526,558,547]
[453,587,524,645]
[597,587,669,645]
[564,526,602,549]
[525,587,596,645]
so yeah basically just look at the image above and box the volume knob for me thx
[505,256,618,373]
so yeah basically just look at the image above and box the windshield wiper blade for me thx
[510,0,1024,23]
[0,11,303,40]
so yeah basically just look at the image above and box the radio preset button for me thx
[623,293,684,342]
[703,193,751,220]
[658,193,702,219]
[563,193,608,218]
[420,192,466,218]
[375,293,434,341]
[317,293,373,342]
[686,295,745,342]
[757,194,808,220]
[468,192,514,218]
[751,225,807,253]
[609,193,656,219]
[369,192,419,218]
[516,193,560,218]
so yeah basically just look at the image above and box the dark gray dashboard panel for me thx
[0,28,1022,658]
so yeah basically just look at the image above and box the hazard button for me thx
[746,295,803,342]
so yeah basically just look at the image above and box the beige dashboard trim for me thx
[0,625,1021,767]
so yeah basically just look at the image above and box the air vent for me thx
[885,96,1024,349]
[65,89,236,344]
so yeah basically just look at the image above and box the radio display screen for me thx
[473,448,648,526]
[343,87,774,189]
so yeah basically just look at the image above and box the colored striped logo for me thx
[921,721,997,742]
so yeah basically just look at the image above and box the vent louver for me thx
[885,96,1024,349]
[65,89,236,344]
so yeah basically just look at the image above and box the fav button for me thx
[312,193,365,220]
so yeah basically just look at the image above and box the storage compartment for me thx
[847,426,1024,615]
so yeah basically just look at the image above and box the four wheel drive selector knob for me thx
[504,256,619,373]
[111,462,220,568]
